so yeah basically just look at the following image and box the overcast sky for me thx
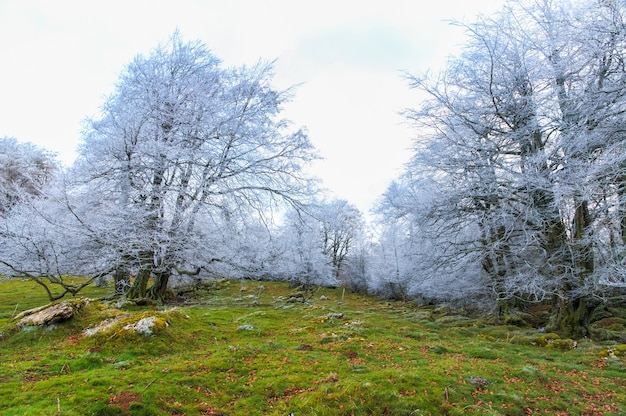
[0,0,502,215]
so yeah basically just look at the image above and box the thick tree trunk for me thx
[127,267,151,299]
[480,223,514,323]
[147,271,171,301]
[549,197,596,338]
[552,295,596,339]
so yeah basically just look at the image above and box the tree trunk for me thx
[127,267,151,299]
[480,223,513,323]
[113,265,131,296]
[147,271,171,301]
[573,197,594,277]
[552,295,597,339]
[618,174,626,245]
[549,197,596,339]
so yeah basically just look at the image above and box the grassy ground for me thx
[0,279,625,415]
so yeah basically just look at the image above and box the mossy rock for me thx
[501,312,533,328]
[592,317,626,330]
[534,332,561,347]
[612,343,626,355]
[590,327,626,342]
[598,344,626,357]
[545,338,576,350]
[83,308,186,342]
[493,326,525,338]
[510,335,537,346]
[607,324,626,332]
[513,332,562,347]
[434,315,473,325]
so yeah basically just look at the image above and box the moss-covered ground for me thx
[1,279,625,415]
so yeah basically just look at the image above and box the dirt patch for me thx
[109,391,142,413]
[343,350,358,359]
[88,345,102,353]
[315,373,339,384]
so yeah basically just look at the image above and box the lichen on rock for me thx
[124,316,168,336]
[84,309,177,340]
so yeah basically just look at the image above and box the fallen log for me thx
[14,300,87,327]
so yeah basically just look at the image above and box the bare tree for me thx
[0,137,57,217]
[0,174,116,300]
[271,208,335,293]
[77,32,318,300]
[1,32,318,301]
[318,199,364,281]
[386,0,626,335]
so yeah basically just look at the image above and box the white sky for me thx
[0,0,502,215]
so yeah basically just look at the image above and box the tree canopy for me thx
[0,33,320,300]
[376,0,626,336]
[0,137,57,217]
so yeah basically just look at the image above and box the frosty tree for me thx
[317,199,364,281]
[1,32,318,301]
[382,0,626,336]
[0,137,57,217]
[78,32,317,300]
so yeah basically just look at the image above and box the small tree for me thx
[318,199,364,281]
[0,175,116,300]
[0,137,57,217]
[271,208,335,295]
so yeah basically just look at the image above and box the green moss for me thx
[467,346,500,359]
[593,317,626,328]
[477,333,496,341]
[545,338,576,350]
[89,403,125,416]
[430,344,450,354]
[1,280,626,415]
[598,343,626,357]
[534,332,561,346]
[502,312,532,328]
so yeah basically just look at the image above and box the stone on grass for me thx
[467,376,490,389]
[125,316,163,336]
[14,300,87,328]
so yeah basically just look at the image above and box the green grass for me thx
[1,279,625,415]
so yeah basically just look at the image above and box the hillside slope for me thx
[1,279,625,415]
